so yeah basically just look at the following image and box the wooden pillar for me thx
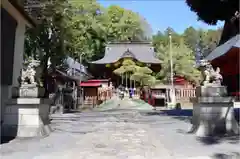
[180,88,183,98]
[125,73,128,88]
[12,20,25,87]
[121,74,123,85]
[130,78,132,89]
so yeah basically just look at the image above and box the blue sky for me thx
[98,0,224,34]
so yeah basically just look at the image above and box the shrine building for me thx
[206,19,239,98]
[89,42,161,87]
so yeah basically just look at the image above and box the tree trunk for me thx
[125,73,128,88]
[121,74,123,85]
[42,54,49,98]
[130,78,132,88]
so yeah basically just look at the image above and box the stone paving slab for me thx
[1,99,239,159]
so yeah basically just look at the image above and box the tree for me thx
[182,27,222,57]
[67,0,107,62]
[186,0,239,46]
[201,29,222,56]
[24,0,74,95]
[113,59,156,87]
[113,59,138,86]
[105,5,149,42]
[152,31,169,48]
[185,0,239,25]
[131,66,157,86]
[155,42,201,84]
[182,27,199,51]
[66,2,150,62]
[153,28,183,52]
[24,0,152,93]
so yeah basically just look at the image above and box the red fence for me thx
[140,87,196,103]
[84,87,196,103]
[175,88,196,101]
[84,96,98,107]
[98,88,113,101]
[83,88,114,107]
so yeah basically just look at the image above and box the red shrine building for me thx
[206,24,239,98]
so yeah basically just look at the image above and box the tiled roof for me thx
[8,0,37,27]
[91,43,161,64]
[206,34,240,61]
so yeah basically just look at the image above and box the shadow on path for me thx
[143,109,193,117]
[142,108,240,146]
[196,135,240,145]
[0,136,16,145]
[212,152,240,159]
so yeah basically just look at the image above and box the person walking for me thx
[118,84,124,100]
[129,87,133,99]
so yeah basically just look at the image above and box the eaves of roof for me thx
[9,0,37,27]
[206,34,240,61]
[91,43,161,64]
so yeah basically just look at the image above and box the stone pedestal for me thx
[50,104,64,115]
[190,96,239,137]
[2,98,52,138]
[12,85,45,98]
[195,86,227,97]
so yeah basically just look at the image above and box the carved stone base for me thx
[12,85,45,98]
[50,104,64,114]
[1,98,52,138]
[190,97,239,137]
[196,86,227,97]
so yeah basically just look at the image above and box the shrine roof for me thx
[8,0,37,27]
[91,42,161,64]
[218,19,239,45]
[206,34,240,61]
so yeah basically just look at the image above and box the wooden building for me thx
[90,42,162,87]
[206,16,239,120]
[206,19,239,98]
[80,79,113,106]
[48,57,92,109]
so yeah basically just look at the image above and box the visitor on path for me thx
[148,90,152,104]
[118,84,124,100]
[118,84,124,92]
[129,88,133,98]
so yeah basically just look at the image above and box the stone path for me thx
[0,98,239,159]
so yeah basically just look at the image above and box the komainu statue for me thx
[198,59,223,86]
[20,58,42,86]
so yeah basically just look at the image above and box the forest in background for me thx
[23,0,223,86]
